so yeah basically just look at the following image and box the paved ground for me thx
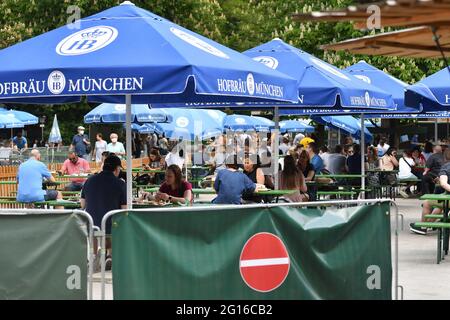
[92,197,450,300]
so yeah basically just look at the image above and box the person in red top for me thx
[142,164,193,205]
[156,164,193,204]
[60,151,91,191]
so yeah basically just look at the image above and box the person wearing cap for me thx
[299,137,315,148]
[70,126,90,160]
[81,155,127,234]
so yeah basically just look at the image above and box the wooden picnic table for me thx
[419,193,450,262]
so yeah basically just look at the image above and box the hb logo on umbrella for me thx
[56,26,119,56]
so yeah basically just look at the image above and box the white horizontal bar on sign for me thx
[240,258,289,268]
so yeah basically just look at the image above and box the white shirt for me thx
[377,143,390,156]
[320,152,331,171]
[398,157,415,179]
[95,140,107,163]
[293,133,305,146]
[165,151,185,170]
[279,143,290,155]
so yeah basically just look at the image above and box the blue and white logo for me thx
[176,116,189,128]
[170,27,230,59]
[247,73,255,95]
[56,26,119,56]
[47,71,66,94]
[253,56,279,69]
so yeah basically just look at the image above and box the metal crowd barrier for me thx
[0,209,94,300]
[100,199,402,300]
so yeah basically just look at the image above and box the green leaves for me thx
[1,0,446,141]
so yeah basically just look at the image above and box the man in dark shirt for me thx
[71,126,90,160]
[421,145,444,194]
[81,155,127,234]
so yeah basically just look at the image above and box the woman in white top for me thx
[398,149,419,198]
[165,143,185,170]
[92,133,107,163]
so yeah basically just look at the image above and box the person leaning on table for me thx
[410,148,450,235]
[212,154,258,205]
[16,149,63,208]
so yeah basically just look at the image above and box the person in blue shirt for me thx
[212,155,257,205]
[17,149,63,206]
[306,142,324,173]
[71,126,91,160]
[11,131,27,150]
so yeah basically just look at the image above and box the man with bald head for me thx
[17,149,62,203]
[422,145,444,195]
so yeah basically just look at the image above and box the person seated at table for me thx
[298,150,316,201]
[144,148,165,170]
[412,145,426,168]
[398,149,420,198]
[366,145,379,170]
[422,145,444,195]
[17,149,63,208]
[242,154,266,203]
[379,147,399,171]
[410,149,450,235]
[306,142,324,174]
[279,155,308,203]
[59,151,91,191]
[212,155,256,205]
[327,145,346,175]
[145,164,193,205]
[81,155,127,262]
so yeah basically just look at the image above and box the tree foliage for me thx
[0,0,444,141]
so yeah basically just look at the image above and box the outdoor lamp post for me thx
[39,115,46,143]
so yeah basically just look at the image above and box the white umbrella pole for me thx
[274,106,280,190]
[126,95,133,209]
[435,118,438,144]
[360,114,365,199]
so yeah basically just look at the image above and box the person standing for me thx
[60,151,91,191]
[92,133,107,164]
[377,137,390,157]
[16,149,62,205]
[106,133,126,159]
[71,126,90,160]
[11,131,28,150]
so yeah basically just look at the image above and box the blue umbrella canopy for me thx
[84,103,167,123]
[344,61,421,118]
[313,116,373,142]
[405,67,450,112]
[279,120,314,133]
[0,2,298,105]
[223,114,274,131]
[0,107,38,125]
[147,108,225,141]
[244,39,395,112]
[138,123,162,135]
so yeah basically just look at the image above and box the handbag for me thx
[135,173,151,185]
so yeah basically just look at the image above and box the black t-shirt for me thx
[81,171,126,233]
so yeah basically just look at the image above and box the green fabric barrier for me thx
[112,202,392,300]
[0,213,88,300]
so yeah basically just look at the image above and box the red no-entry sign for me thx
[239,232,290,292]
